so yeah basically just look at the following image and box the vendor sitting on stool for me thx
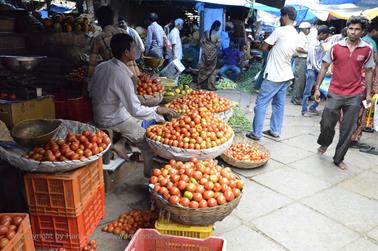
[89,33,177,177]
[219,40,241,81]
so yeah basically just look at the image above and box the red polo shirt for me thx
[323,38,375,96]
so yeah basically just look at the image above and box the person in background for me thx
[145,13,165,59]
[90,34,177,177]
[168,18,184,61]
[118,16,145,61]
[197,20,221,91]
[301,25,330,116]
[164,19,174,36]
[219,40,241,81]
[292,22,311,105]
[246,7,299,140]
[88,6,125,77]
[314,16,375,169]
[329,26,336,36]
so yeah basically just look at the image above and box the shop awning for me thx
[195,0,286,9]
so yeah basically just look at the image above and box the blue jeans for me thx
[251,79,289,138]
[301,69,319,113]
[219,64,241,81]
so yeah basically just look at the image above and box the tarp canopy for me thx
[195,0,285,9]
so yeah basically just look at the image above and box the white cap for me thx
[299,22,311,29]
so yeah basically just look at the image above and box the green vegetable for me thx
[237,63,262,94]
[228,107,251,131]
[178,74,193,86]
[216,77,237,90]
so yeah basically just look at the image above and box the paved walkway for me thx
[92,90,378,251]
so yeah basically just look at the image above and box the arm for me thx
[261,29,278,52]
[261,42,272,52]
[364,48,376,104]
[88,38,99,77]
[134,30,145,53]
[296,47,307,54]
[171,44,176,58]
[314,62,331,102]
[145,26,152,52]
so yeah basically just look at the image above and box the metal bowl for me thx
[11,119,62,148]
[143,56,164,68]
[1,56,46,73]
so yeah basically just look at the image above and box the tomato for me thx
[150,176,158,184]
[169,195,180,205]
[153,184,161,193]
[232,188,241,197]
[179,174,189,182]
[204,181,214,191]
[159,187,168,195]
[186,183,197,192]
[192,192,203,202]
[178,181,187,190]
[169,187,180,196]
[179,197,190,207]
[207,198,217,207]
[237,180,244,190]
[189,201,199,208]
[217,194,226,205]
[224,190,235,202]
[203,190,214,200]
[195,185,205,194]
[193,171,202,180]
[213,183,222,192]
[198,200,207,208]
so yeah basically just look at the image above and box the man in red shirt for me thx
[314,16,375,169]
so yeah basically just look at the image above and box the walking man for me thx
[315,16,375,169]
[246,7,299,140]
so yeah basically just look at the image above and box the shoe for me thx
[262,130,279,138]
[291,100,301,105]
[301,111,312,117]
[246,132,260,141]
[308,109,320,115]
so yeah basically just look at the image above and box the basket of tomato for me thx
[221,143,270,169]
[136,74,164,107]
[0,119,111,173]
[146,109,234,161]
[149,158,243,226]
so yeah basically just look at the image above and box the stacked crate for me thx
[24,158,105,251]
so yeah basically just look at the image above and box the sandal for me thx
[359,146,378,155]
[263,130,279,138]
[246,132,260,141]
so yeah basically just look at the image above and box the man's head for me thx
[299,22,311,35]
[150,13,158,23]
[110,33,136,62]
[280,6,296,26]
[317,25,330,41]
[175,18,184,30]
[368,21,378,39]
[118,16,127,30]
[346,16,369,42]
[95,6,114,28]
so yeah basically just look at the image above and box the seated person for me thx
[219,40,241,81]
[89,33,177,177]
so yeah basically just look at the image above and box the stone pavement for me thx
[92,90,378,251]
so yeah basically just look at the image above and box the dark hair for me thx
[341,27,347,37]
[346,16,369,31]
[118,16,127,23]
[280,6,297,21]
[95,6,114,27]
[110,33,134,59]
[368,21,378,33]
[209,20,221,40]
[329,26,336,34]
[150,13,158,22]
[318,25,330,35]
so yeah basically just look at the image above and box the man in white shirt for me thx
[168,18,184,61]
[246,7,299,140]
[90,34,177,177]
[292,21,311,105]
[145,13,165,59]
[118,16,145,60]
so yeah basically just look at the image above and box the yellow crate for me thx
[155,218,212,239]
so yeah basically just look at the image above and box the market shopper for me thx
[246,7,299,140]
[168,18,184,61]
[218,40,241,81]
[314,16,375,169]
[291,22,311,105]
[118,16,145,61]
[145,13,165,59]
[301,25,330,116]
[197,20,221,91]
[89,34,177,177]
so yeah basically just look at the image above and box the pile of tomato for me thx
[150,158,243,208]
[102,210,157,239]
[146,109,233,149]
[22,130,111,162]
[67,66,87,82]
[136,74,164,96]
[166,90,233,114]
[0,215,24,250]
[224,144,269,162]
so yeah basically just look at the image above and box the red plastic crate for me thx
[31,185,105,251]
[125,229,226,251]
[24,159,104,217]
[54,95,93,123]
[1,213,35,251]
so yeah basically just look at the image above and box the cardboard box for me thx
[0,96,55,129]
[160,59,185,80]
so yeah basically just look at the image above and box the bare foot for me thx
[317,146,328,154]
[112,141,131,160]
[334,161,347,170]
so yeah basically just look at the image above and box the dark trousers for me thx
[292,57,307,104]
[317,93,361,164]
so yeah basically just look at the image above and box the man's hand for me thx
[157,107,178,117]
[314,88,321,102]
[366,94,372,106]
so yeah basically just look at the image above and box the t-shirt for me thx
[263,25,299,82]
[168,27,182,60]
[323,38,375,96]
[296,31,309,58]
[362,35,378,53]
[223,48,240,65]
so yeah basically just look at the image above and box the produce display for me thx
[67,66,87,82]
[224,144,269,162]
[41,14,95,33]
[178,74,193,86]
[166,90,233,114]
[136,74,164,96]
[102,210,157,239]
[21,130,111,162]
[0,215,24,250]
[227,107,251,131]
[216,77,237,90]
[146,109,233,149]
[82,240,97,251]
[0,92,17,101]
[150,158,243,208]
[164,84,193,97]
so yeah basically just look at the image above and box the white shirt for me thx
[89,58,164,127]
[146,21,165,52]
[168,27,182,60]
[264,25,299,82]
[126,27,145,60]
[296,31,309,58]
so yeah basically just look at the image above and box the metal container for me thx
[1,56,46,73]
[143,56,164,68]
[11,119,61,148]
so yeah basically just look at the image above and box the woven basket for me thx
[138,92,163,107]
[215,108,233,122]
[162,94,183,104]
[150,187,242,226]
